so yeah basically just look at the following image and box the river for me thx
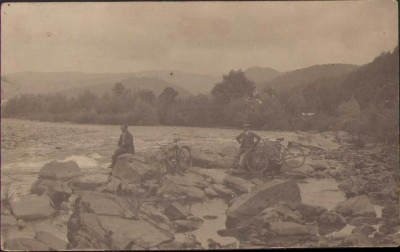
[1,118,354,248]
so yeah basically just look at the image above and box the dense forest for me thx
[2,47,398,142]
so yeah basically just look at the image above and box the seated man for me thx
[232,123,261,169]
[108,125,135,168]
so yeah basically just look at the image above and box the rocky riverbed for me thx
[1,119,399,249]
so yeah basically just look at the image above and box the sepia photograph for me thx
[0,0,399,250]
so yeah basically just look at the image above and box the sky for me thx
[1,0,398,76]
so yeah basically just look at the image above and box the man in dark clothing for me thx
[233,123,261,169]
[108,125,135,168]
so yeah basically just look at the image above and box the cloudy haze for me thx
[1,0,398,76]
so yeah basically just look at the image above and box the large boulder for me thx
[68,213,174,249]
[34,231,68,251]
[297,204,328,222]
[342,234,373,247]
[157,172,208,201]
[223,175,254,194]
[379,221,399,235]
[1,214,18,228]
[334,195,376,217]
[382,203,399,218]
[174,217,204,233]
[39,161,81,180]
[268,221,310,236]
[317,211,346,235]
[103,177,122,193]
[31,179,72,205]
[3,238,50,251]
[338,176,368,197]
[351,224,376,236]
[226,180,301,228]
[9,194,55,221]
[68,191,175,249]
[164,202,190,221]
[257,204,304,225]
[140,203,175,233]
[112,154,159,183]
[74,191,135,218]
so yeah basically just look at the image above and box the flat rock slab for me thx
[161,172,209,188]
[35,231,68,251]
[10,194,55,221]
[75,190,134,218]
[39,160,81,180]
[226,180,301,227]
[112,154,159,183]
[157,172,209,201]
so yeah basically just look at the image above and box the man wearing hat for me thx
[108,125,135,168]
[233,123,261,169]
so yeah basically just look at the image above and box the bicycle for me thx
[159,137,192,176]
[246,137,306,173]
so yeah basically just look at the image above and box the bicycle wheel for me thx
[247,150,269,173]
[177,146,192,172]
[282,145,305,168]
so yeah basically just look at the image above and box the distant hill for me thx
[337,47,399,109]
[244,66,280,85]
[261,64,358,92]
[1,72,137,99]
[60,76,192,98]
[1,70,212,99]
[282,47,398,114]
[136,70,221,95]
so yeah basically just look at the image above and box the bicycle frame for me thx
[258,139,285,162]
[160,137,183,167]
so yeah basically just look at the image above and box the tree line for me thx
[2,47,398,143]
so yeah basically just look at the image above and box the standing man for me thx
[233,123,261,169]
[109,125,135,168]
